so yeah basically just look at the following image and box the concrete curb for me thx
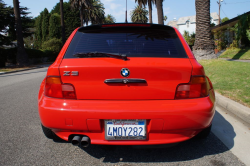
[216,92,250,125]
[0,66,44,75]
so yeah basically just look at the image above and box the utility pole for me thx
[125,0,128,23]
[217,0,223,25]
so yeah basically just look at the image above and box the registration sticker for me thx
[105,120,146,140]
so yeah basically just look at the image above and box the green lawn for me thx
[219,47,250,60]
[199,59,250,107]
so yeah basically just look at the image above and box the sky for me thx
[4,0,250,24]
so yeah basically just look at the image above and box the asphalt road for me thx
[0,67,245,166]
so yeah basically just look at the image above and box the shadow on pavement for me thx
[212,110,236,150]
[78,133,229,163]
[76,111,235,163]
[49,110,236,163]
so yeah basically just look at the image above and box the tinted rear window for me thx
[64,28,187,58]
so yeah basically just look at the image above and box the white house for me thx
[168,12,219,35]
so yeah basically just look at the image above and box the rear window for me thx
[64,27,188,58]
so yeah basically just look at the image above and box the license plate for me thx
[105,120,146,140]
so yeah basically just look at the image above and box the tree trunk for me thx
[148,0,152,23]
[13,0,29,66]
[193,0,216,59]
[60,0,66,44]
[80,8,83,26]
[156,0,163,24]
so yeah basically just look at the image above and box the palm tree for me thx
[135,0,155,23]
[163,15,167,24]
[13,0,29,66]
[155,0,164,24]
[60,0,66,44]
[83,0,105,25]
[103,14,116,24]
[193,0,216,59]
[131,5,148,23]
[69,0,92,26]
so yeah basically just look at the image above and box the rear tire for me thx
[196,125,212,139]
[41,124,54,139]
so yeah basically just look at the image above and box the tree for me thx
[163,15,167,22]
[103,14,116,24]
[42,8,50,41]
[83,0,105,25]
[155,0,164,24]
[131,5,148,23]
[51,2,80,38]
[49,13,61,39]
[221,17,229,23]
[237,13,250,46]
[193,0,216,60]
[13,0,29,66]
[69,0,92,26]
[135,0,155,23]
[8,6,34,41]
[0,0,12,46]
[60,0,66,44]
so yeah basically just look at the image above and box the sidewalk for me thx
[215,92,250,125]
[0,63,52,75]
[219,58,250,63]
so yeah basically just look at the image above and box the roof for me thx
[177,12,219,25]
[211,11,250,32]
[167,20,178,28]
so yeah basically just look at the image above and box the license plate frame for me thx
[104,120,147,140]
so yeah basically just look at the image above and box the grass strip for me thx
[219,47,250,60]
[199,59,250,108]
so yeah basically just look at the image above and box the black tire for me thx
[41,124,54,139]
[196,125,212,139]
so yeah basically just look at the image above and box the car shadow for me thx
[211,110,236,150]
[73,110,236,163]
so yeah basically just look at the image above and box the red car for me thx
[38,23,215,147]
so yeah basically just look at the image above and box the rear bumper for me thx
[38,95,215,145]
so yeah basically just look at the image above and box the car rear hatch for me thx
[59,24,192,100]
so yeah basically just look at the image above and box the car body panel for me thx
[59,58,192,100]
[38,94,215,144]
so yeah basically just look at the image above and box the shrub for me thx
[41,38,62,61]
[229,40,239,48]
[42,38,62,53]
[0,49,7,67]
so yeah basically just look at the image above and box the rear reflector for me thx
[45,76,76,99]
[175,76,209,99]
[102,24,151,28]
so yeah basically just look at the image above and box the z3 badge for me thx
[63,71,79,76]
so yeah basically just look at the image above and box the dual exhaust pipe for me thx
[72,135,90,148]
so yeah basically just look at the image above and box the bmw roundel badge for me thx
[121,68,130,77]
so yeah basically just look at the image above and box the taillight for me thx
[175,76,209,99]
[45,76,76,99]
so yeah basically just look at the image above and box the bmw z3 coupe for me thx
[38,23,215,147]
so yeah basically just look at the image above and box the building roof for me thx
[167,20,178,28]
[177,12,219,25]
[211,11,250,32]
